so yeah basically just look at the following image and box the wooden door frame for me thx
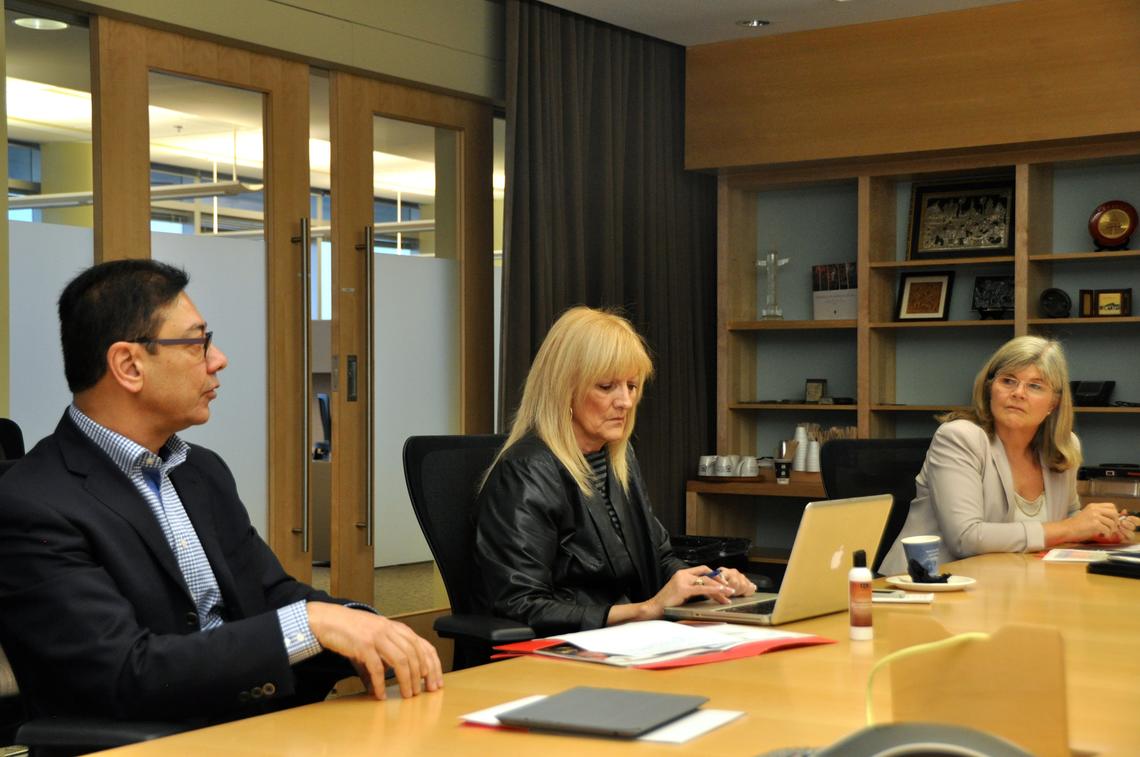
[329,71,493,602]
[91,16,313,580]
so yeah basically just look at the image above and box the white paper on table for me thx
[639,708,744,743]
[459,695,743,744]
[552,620,738,656]
[550,619,807,658]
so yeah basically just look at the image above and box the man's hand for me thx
[306,602,443,699]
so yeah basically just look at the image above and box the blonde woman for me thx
[475,306,755,636]
[880,335,1137,575]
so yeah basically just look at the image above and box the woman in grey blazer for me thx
[881,336,1137,576]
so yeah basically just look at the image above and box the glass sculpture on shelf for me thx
[756,248,789,319]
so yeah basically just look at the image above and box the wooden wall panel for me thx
[686,0,1140,170]
[91,17,150,259]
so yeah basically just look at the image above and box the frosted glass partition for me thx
[8,222,93,447]
[373,254,459,566]
[154,233,269,535]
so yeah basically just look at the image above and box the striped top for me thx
[586,449,624,541]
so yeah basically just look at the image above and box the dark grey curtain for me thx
[501,0,717,533]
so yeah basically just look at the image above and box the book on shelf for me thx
[811,261,858,320]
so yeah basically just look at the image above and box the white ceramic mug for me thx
[716,454,740,476]
[738,456,759,477]
[698,455,718,476]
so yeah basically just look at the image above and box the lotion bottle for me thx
[849,549,873,640]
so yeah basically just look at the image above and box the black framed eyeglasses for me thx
[130,331,213,358]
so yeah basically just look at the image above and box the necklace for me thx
[1013,490,1045,517]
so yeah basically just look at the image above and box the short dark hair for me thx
[58,259,190,393]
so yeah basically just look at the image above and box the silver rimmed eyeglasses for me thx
[993,374,1052,397]
[130,331,213,358]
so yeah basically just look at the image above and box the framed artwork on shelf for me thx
[804,378,827,403]
[1079,288,1133,317]
[907,178,1015,259]
[896,271,954,321]
[970,275,1014,319]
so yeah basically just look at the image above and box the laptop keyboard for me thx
[730,598,777,615]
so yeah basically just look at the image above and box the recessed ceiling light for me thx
[13,17,69,30]
[736,19,770,28]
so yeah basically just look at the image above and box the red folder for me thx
[493,633,832,670]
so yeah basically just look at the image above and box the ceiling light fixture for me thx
[8,180,262,210]
[13,17,69,30]
[736,19,770,28]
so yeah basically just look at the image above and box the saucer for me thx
[885,575,976,592]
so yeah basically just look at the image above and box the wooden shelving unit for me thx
[727,319,856,331]
[688,139,1140,546]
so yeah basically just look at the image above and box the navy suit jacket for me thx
[0,413,343,722]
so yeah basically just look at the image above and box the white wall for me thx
[154,233,269,536]
[8,222,90,448]
[373,254,459,566]
[7,223,270,535]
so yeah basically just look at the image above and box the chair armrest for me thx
[433,613,535,644]
[17,717,188,750]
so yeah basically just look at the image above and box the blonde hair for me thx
[940,335,1079,471]
[495,306,654,494]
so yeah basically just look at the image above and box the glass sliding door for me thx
[91,16,313,578]
[329,71,493,604]
[370,116,459,580]
[146,72,270,544]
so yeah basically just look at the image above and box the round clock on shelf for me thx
[1039,287,1071,318]
[1088,200,1137,250]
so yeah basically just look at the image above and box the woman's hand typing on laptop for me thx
[710,567,759,598]
[605,566,757,626]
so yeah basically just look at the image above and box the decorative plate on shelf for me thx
[1039,287,1072,318]
[886,575,976,592]
[1088,200,1137,249]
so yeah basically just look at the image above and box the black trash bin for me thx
[669,535,775,591]
[669,535,751,573]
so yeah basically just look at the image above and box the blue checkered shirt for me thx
[69,405,321,665]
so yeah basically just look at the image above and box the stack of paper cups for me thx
[806,440,821,473]
[793,425,809,472]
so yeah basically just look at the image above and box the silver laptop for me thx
[665,494,892,626]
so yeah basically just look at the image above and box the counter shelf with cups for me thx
[687,424,829,581]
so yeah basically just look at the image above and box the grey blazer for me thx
[879,419,1080,576]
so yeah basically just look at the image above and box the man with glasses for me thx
[0,259,442,728]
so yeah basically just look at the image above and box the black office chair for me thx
[0,418,25,460]
[820,438,931,575]
[402,435,534,671]
[0,444,185,755]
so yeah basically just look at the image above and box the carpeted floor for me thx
[310,561,448,616]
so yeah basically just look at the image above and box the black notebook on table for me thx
[496,686,708,738]
[1088,556,1140,579]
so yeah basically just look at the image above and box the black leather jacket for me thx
[474,435,688,636]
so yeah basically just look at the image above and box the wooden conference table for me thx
[103,553,1140,756]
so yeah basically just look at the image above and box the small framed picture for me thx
[1094,288,1132,317]
[971,275,1014,319]
[1079,289,1094,317]
[804,378,827,403]
[907,178,1014,260]
[896,271,954,321]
